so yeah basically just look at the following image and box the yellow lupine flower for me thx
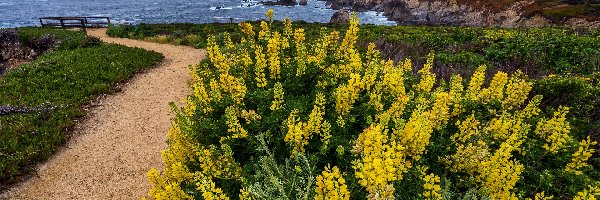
[566,136,597,175]
[265,9,274,22]
[416,52,436,94]
[535,106,571,154]
[258,21,270,40]
[225,106,248,139]
[429,91,451,130]
[267,32,282,80]
[502,71,532,110]
[335,73,363,125]
[452,114,479,143]
[402,58,412,72]
[466,65,486,101]
[382,67,405,98]
[525,191,553,200]
[270,82,284,110]
[573,185,600,200]
[207,36,230,73]
[396,108,434,158]
[284,109,309,156]
[197,178,230,200]
[479,71,508,103]
[353,125,409,199]
[239,22,255,37]
[315,165,351,200]
[423,173,442,200]
[307,93,327,134]
[477,133,524,200]
[443,141,489,174]
[338,14,359,56]
[448,74,465,117]
[320,120,333,147]
[294,28,308,76]
[253,45,268,87]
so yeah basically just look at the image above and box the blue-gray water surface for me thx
[0,0,395,28]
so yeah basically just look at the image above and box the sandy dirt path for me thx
[2,29,204,199]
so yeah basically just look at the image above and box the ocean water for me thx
[0,0,395,28]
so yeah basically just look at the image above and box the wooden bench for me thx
[39,17,111,32]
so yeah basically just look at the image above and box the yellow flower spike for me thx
[338,13,359,57]
[535,106,571,154]
[466,65,486,101]
[416,52,436,94]
[320,120,333,148]
[307,93,327,134]
[479,71,508,103]
[315,165,351,200]
[423,173,442,200]
[294,28,308,76]
[283,18,293,37]
[402,58,413,72]
[452,114,480,143]
[502,70,533,110]
[520,95,543,118]
[477,133,524,200]
[353,125,408,199]
[429,91,451,130]
[382,67,405,98]
[265,9,274,22]
[197,178,230,200]
[270,82,284,111]
[223,32,234,49]
[335,73,363,122]
[525,191,553,200]
[253,45,268,88]
[258,21,270,40]
[206,36,230,74]
[566,136,597,175]
[573,184,600,200]
[267,32,282,80]
[442,141,489,174]
[239,22,255,37]
[448,74,465,117]
[225,106,248,139]
[396,108,434,158]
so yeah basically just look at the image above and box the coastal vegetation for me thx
[0,28,163,186]
[139,11,600,199]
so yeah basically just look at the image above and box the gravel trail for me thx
[2,28,205,199]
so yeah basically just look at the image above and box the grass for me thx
[0,29,164,185]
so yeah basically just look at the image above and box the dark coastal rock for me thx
[330,10,350,24]
[322,0,599,27]
[299,0,308,5]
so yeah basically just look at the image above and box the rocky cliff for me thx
[325,0,600,27]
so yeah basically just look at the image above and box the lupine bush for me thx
[147,11,599,199]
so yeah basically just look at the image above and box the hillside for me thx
[326,0,600,27]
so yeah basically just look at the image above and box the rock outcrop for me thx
[330,10,351,24]
[325,0,599,27]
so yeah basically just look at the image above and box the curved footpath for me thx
[2,29,205,199]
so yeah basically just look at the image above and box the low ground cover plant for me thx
[147,12,599,199]
[0,29,163,186]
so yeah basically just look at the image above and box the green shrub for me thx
[146,14,599,199]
